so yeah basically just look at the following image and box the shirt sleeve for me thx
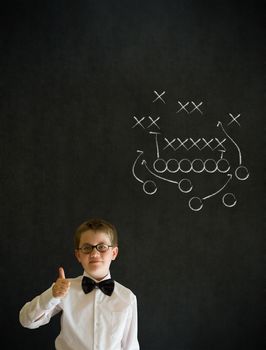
[122,294,140,350]
[19,285,62,329]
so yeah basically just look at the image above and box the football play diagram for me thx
[131,91,249,211]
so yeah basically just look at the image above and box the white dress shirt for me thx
[19,272,140,350]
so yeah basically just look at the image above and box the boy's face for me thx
[75,229,118,281]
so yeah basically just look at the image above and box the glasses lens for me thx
[79,244,111,253]
[81,245,92,254]
[96,244,110,252]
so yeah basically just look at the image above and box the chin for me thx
[86,268,105,279]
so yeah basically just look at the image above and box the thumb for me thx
[58,267,65,279]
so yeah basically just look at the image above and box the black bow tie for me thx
[81,276,114,296]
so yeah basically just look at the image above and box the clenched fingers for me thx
[52,267,71,298]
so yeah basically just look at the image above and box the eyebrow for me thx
[80,241,110,246]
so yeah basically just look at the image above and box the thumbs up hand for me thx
[52,267,71,298]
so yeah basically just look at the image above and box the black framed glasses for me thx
[78,243,113,254]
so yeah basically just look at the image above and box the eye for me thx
[97,244,109,252]
[81,245,92,253]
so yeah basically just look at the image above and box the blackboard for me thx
[1,1,264,349]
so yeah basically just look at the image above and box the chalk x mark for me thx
[153,91,166,104]
[190,101,203,114]
[147,116,160,129]
[176,101,189,114]
[228,113,241,126]
[132,116,145,129]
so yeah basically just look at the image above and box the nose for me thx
[90,247,100,257]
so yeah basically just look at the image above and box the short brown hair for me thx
[74,218,118,249]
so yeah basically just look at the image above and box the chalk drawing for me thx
[227,113,241,126]
[177,101,190,114]
[162,137,227,151]
[131,92,250,211]
[176,101,203,114]
[132,116,161,130]
[153,90,166,104]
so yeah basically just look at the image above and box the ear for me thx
[75,249,81,263]
[111,246,119,261]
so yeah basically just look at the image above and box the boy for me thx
[19,218,140,350]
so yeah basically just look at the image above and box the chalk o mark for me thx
[178,178,193,193]
[191,158,205,173]
[216,158,230,173]
[235,165,249,181]
[153,158,167,173]
[204,159,217,173]
[179,158,192,173]
[167,159,179,173]
[143,180,158,195]
[222,193,237,207]
[189,197,203,211]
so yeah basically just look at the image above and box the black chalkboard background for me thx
[1,1,265,349]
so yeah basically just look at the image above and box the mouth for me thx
[89,260,102,264]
